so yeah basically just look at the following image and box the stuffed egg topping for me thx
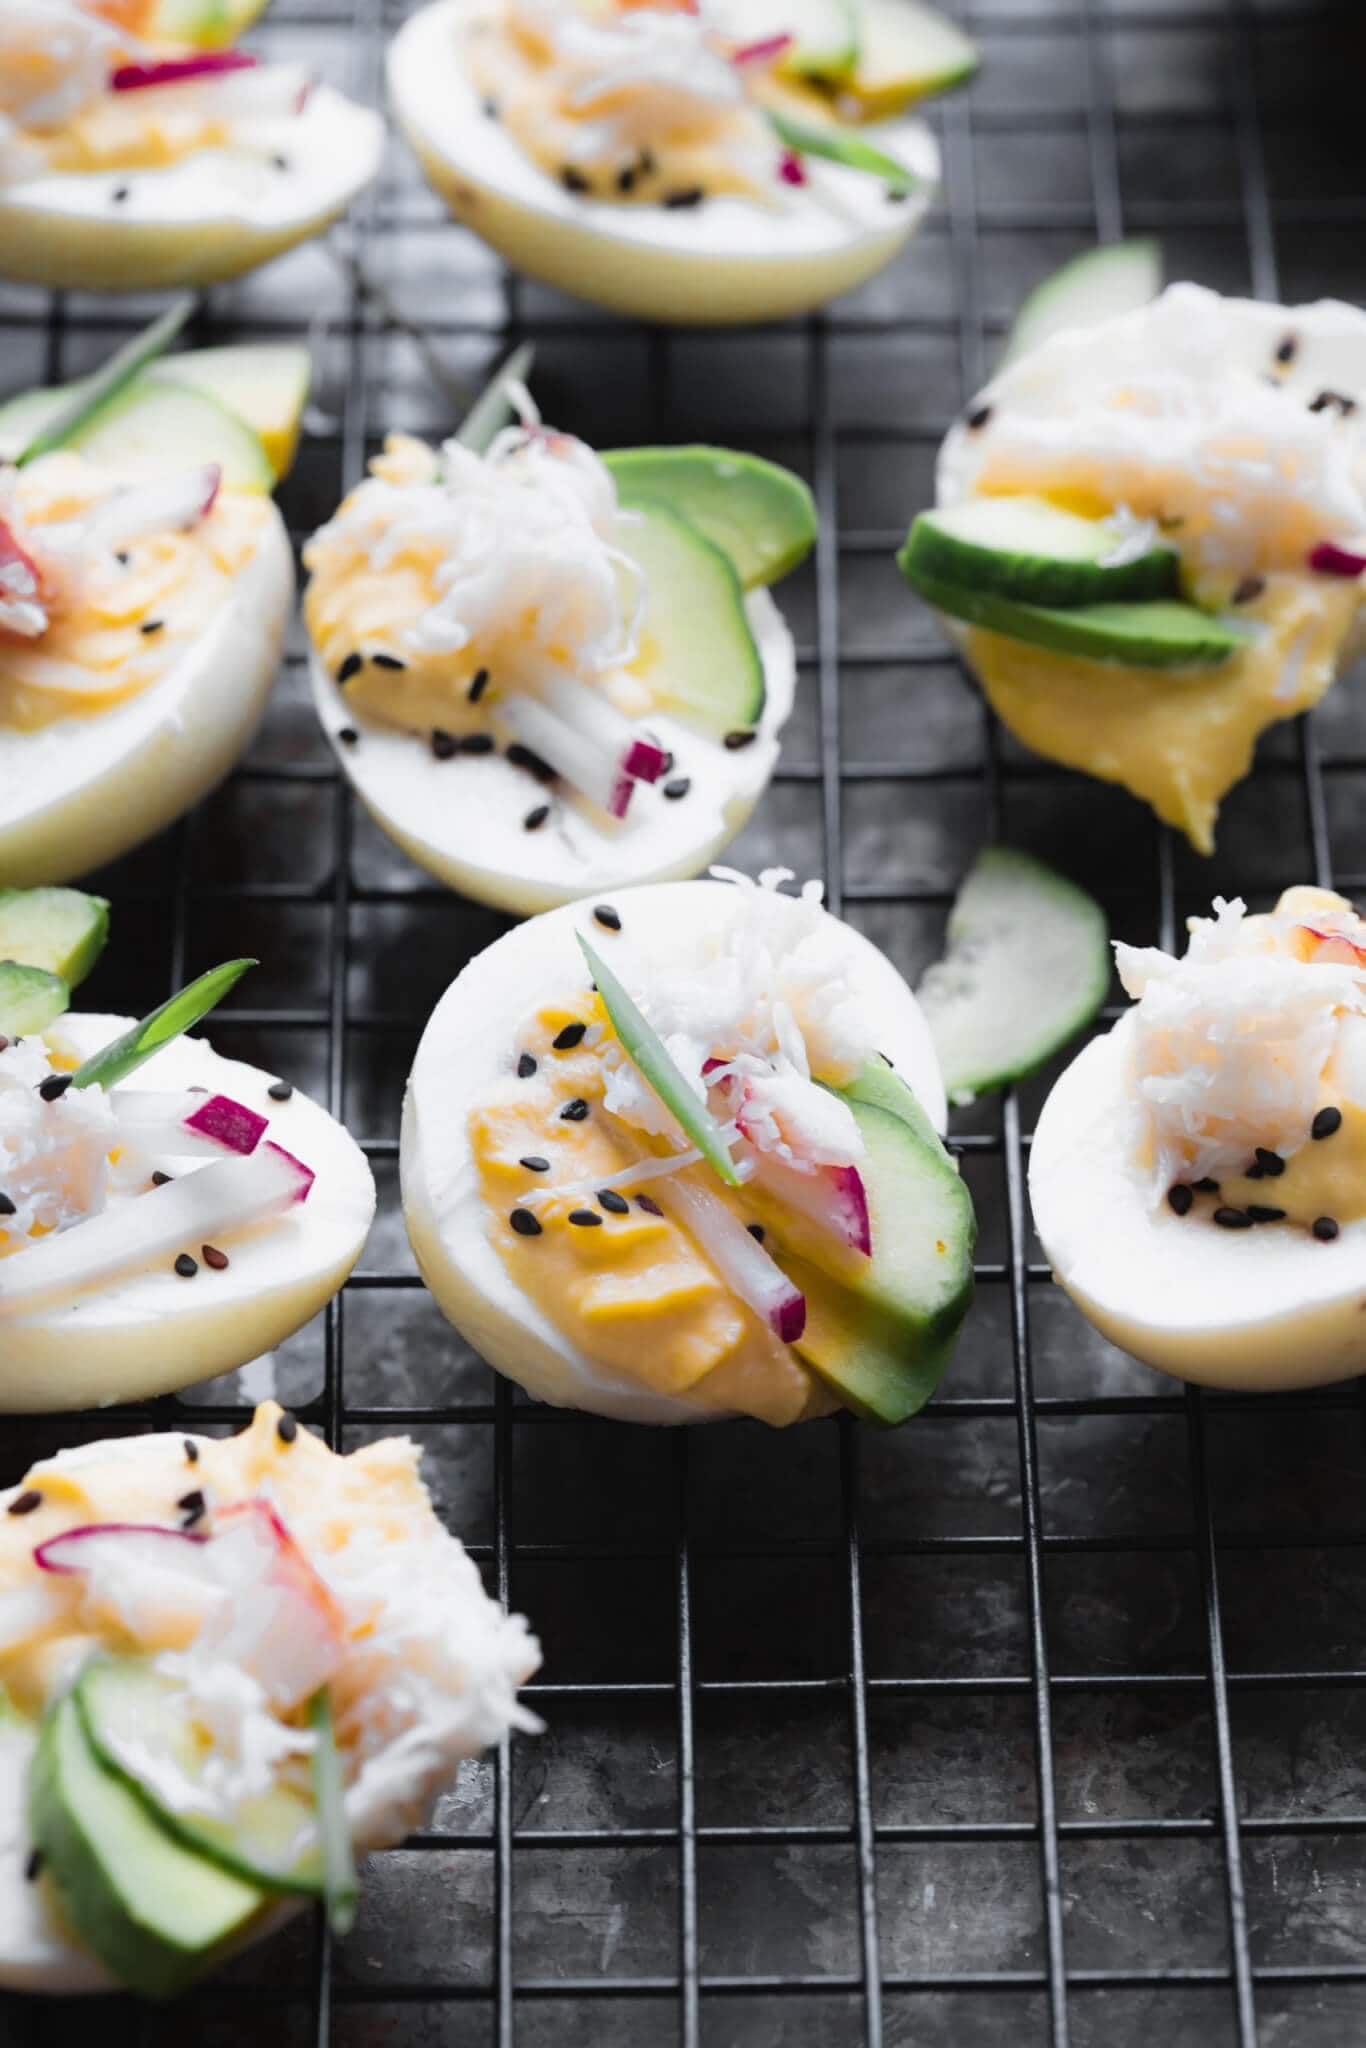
[388,0,970,325]
[0,955,375,1412]
[0,333,298,888]
[402,870,975,1426]
[901,283,1366,854]
[0,1403,540,1997]
[1032,885,1366,1391]
[305,389,814,914]
[0,0,383,291]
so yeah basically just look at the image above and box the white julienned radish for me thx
[500,691,638,820]
[106,59,315,120]
[535,667,668,787]
[732,33,795,67]
[744,1147,872,1257]
[107,1090,268,1161]
[654,1171,807,1344]
[705,1061,872,1257]
[0,518,44,639]
[86,465,221,553]
[0,1141,313,1318]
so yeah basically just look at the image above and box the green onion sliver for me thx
[71,958,256,1093]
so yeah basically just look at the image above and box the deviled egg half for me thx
[389,0,973,324]
[0,0,383,291]
[0,315,310,887]
[0,919,374,1412]
[1033,886,1366,1391]
[403,870,975,1426]
[305,380,815,913]
[0,1403,539,1997]
[901,280,1366,854]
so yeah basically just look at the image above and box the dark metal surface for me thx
[4,1,1366,2042]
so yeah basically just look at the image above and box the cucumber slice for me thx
[150,346,313,481]
[730,0,859,81]
[151,0,270,45]
[605,446,816,589]
[902,497,1179,609]
[0,962,69,1035]
[1002,240,1163,368]
[0,887,109,988]
[903,561,1243,668]
[77,1658,324,1896]
[917,847,1109,1105]
[841,0,979,116]
[0,372,274,492]
[616,497,766,736]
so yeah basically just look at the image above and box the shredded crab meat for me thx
[0,1038,116,1245]
[0,0,123,136]
[1117,887,1366,1199]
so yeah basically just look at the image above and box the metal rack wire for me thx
[4,0,1366,2042]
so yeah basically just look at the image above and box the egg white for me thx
[0,87,384,292]
[311,586,795,914]
[0,506,292,889]
[388,0,938,325]
[401,877,948,1423]
[0,1013,375,1413]
[1031,1012,1366,1391]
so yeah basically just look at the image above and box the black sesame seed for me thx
[618,165,638,193]
[639,149,657,175]
[338,726,360,746]
[174,1253,199,1279]
[7,1490,42,1517]
[966,404,993,431]
[562,166,591,193]
[459,732,496,755]
[184,1439,199,1464]
[664,187,705,209]
[510,1208,543,1236]
[268,1081,294,1103]
[1254,1147,1285,1177]
[1313,1215,1340,1242]
[151,1171,173,1188]
[1233,575,1266,605]
[1312,1106,1343,1140]
[518,1053,537,1079]
[276,1411,299,1444]
[636,1194,663,1216]
[1246,1163,1266,1181]
[38,1075,71,1103]
[468,667,491,702]
[554,1021,588,1050]
[1247,1205,1287,1224]
[569,1208,603,1227]
[886,186,909,204]
[431,728,458,760]
[724,729,757,751]
[594,904,622,932]
[139,618,164,637]
[1193,1178,1220,1195]
[507,742,557,782]
[272,153,290,172]
[201,1244,229,1272]
[598,1189,630,1215]
[524,804,551,832]
[656,750,675,776]
[0,1193,14,1216]
[1310,389,1358,416]
[372,653,407,671]
[482,97,500,118]
[111,184,130,204]
[178,1489,206,1528]
[664,777,691,800]
[520,1156,551,1173]
[1213,1207,1254,1230]
[114,551,130,567]
[1167,1184,1194,1216]
[747,1221,766,1242]
[561,1097,590,1121]
[25,1848,42,1883]
[1275,333,1298,365]
[337,652,364,685]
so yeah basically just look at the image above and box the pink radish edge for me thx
[622,737,668,785]
[110,53,259,90]
[266,1140,316,1203]
[733,33,794,65]
[184,1094,268,1155]
[35,1522,210,1572]
[1309,541,1366,578]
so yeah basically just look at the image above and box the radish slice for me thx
[0,517,46,640]
[500,692,637,819]
[745,1148,872,1256]
[110,53,258,90]
[36,1524,221,1646]
[208,1501,345,1711]
[86,465,221,552]
[1309,541,1366,578]
[1298,923,1366,967]
[656,1173,806,1343]
[536,671,667,788]
[733,32,794,65]
[36,1523,210,1575]
[108,1091,268,1161]
[0,1142,313,1319]
[107,60,314,120]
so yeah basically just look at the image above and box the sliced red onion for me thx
[734,32,794,65]
[500,692,637,820]
[0,1142,313,1319]
[110,53,258,91]
[108,1091,268,1162]
[86,465,221,553]
[1309,540,1366,578]
[36,1522,209,1574]
[656,1174,806,1343]
[745,1149,872,1257]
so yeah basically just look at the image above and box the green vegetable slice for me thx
[0,962,69,1036]
[577,932,739,1188]
[71,959,256,1093]
[17,297,196,467]
[767,111,921,196]
[309,1689,358,1939]
[455,342,537,456]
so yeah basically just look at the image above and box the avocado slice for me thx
[0,887,109,989]
[605,446,816,590]
[28,1694,266,2001]
[615,496,766,736]
[0,372,274,494]
[838,0,979,117]
[900,558,1244,669]
[149,345,313,481]
[902,497,1179,609]
[0,961,69,1036]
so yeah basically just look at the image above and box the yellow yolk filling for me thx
[0,455,270,732]
[1211,1101,1366,1228]
[0,1403,430,1720]
[469,998,830,1427]
[22,100,234,176]
[963,572,1359,855]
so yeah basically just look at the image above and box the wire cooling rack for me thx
[5,1,1366,2042]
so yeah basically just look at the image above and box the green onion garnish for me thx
[309,1687,359,1939]
[455,341,537,456]
[767,111,921,197]
[71,958,256,1093]
[17,296,197,468]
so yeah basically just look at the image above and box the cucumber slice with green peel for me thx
[839,0,979,116]
[0,962,69,1035]
[76,1659,324,1897]
[918,847,1109,1105]
[1002,240,1163,368]
[0,887,109,988]
[605,446,816,590]
[13,298,194,468]
[614,497,766,736]
[28,1694,266,2002]
[903,561,1244,668]
[768,109,921,196]
[902,497,1179,609]
[150,346,313,481]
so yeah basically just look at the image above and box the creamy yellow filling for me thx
[1211,1102,1366,1228]
[22,101,233,176]
[470,998,829,1427]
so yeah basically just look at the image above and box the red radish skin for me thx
[35,1523,210,1574]
[208,1499,345,1709]
[622,737,668,784]
[0,516,47,639]
[183,1095,269,1155]
[746,1149,872,1256]
[733,33,794,66]
[265,1141,317,1202]
[110,53,258,91]
[1297,923,1366,967]
[1309,541,1366,578]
